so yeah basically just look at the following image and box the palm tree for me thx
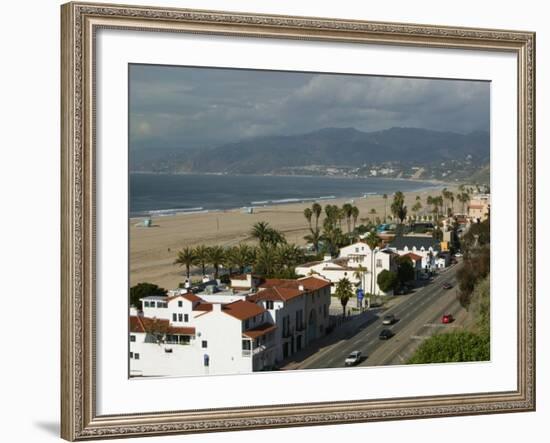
[342,203,354,235]
[250,221,272,244]
[312,203,322,230]
[275,243,305,272]
[383,193,388,222]
[206,245,225,279]
[351,206,360,233]
[391,191,407,224]
[335,277,354,317]
[364,231,382,295]
[230,243,255,274]
[304,227,322,253]
[303,208,313,229]
[254,244,278,277]
[194,244,209,276]
[173,246,197,279]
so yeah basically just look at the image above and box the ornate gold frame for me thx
[61,2,536,440]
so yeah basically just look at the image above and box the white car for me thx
[345,351,362,366]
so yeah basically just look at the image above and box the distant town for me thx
[129,185,490,377]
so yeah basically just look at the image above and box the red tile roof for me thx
[259,276,330,292]
[242,323,277,339]
[403,252,423,261]
[249,286,303,303]
[167,292,203,303]
[167,326,195,335]
[222,300,266,320]
[130,316,195,335]
[193,302,213,312]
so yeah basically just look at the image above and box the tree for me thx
[194,244,209,276]
[312,203,322,231]
[229,243,255,274]
[254,244,278,277]
[250,221,271,244]
[382,193,388,222]
[303,208,313,229]
[304,227,322,253]
[342,203,354,235]
[335,277,354,317]
[408,330,490,364]
[396,256,415,284]
[377,270,398,293]
[391,191,407,223]
[130,282,167,309]
[173,246,197,278]
[206,245,225,279]
[351,206,360,233]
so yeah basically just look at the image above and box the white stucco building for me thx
[129,275,331,377]
[295,241,397,296]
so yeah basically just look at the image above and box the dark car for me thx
[442,282,453,290]
[379,329,394,340]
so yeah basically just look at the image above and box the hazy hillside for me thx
[131,126,490,175]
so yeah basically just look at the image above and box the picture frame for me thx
[61,1,536,440]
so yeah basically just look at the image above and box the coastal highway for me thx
[297,262,465,370]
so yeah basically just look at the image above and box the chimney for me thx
[298,284,305,292]
[323,254,332,262]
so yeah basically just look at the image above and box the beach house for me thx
[129,275,331,377]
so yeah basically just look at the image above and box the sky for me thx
[129,64,490,152]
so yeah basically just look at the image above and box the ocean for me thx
[129,173,438,217]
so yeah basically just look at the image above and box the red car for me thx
[441,314,454,324]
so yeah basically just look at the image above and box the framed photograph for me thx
[61,1,536,440]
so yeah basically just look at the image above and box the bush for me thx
[377,270,398,293]
[130,282,167,309]
[408,330,490,364]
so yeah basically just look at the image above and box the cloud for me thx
[129,64,490,151]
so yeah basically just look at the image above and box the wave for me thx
[147,207,204,215]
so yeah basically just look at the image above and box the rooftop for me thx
[242,323,277,339]
[222,300,266,320]
[388,236,441,252]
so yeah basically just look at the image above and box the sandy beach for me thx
[130,184,458,289]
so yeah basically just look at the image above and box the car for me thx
[382,314,396,325]
[442,282,453,289]
[455,252,463,258]
[345,350,362,366]
[379,329,394,340]
[442,314,454,324]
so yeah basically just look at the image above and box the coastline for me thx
[130,184,458,289]
[129,173,450,221]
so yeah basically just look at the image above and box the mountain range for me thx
[130,126,490,175]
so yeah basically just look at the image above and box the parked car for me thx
[345,350,362,366]
[455,252,463,258]
[442,282,453,289]
[379,329,394,340]
[442,314,454,324]
[382,314,396,325]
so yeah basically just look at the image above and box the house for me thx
[387,236,444,271]
[295,241,397,296]
[468,194,490,222]
[129,275,332,377]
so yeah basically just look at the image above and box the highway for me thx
[297,262,466,369]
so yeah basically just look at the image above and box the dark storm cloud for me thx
[129,64,490,151]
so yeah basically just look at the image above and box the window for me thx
[201,340,208,349]
[178,300,183,307]
[376,259,383,268]
[130,335,136,342]
[129,352,133,359]
[266,300,274,310]
[244,319,250,329]
[134,353,140,360]
[172,313,177,322]
[150,301,156,308]
[143,301,150,308]
[178,313,183,322]
[184,314,189,322]
[355,247,359,253]
[164,348,173,353]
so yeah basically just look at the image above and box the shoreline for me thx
[129,176,450,221]
[130,184,458,289]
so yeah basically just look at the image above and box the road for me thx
[296,262,466,369]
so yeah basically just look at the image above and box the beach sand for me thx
[130,184,458,289]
